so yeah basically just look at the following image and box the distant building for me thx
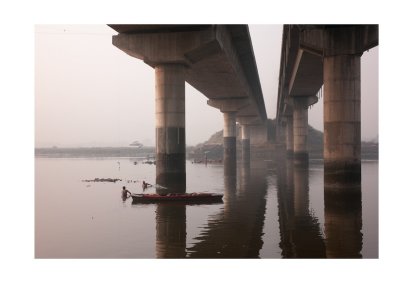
[129,141,143,148]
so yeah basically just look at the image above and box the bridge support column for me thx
[323,51,361,191]
[155,64,186,191]
[323,45,362,258]
[285,115,294,158]
[277,121,287,148]
[207,98,250,177]
[241,124,250,164]
[293,98,309,165]
[223,111,237,176]
[249,123,268,145]
[237,116,259,164]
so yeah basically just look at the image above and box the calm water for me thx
[35,157,378,258]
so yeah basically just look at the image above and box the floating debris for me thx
[82,178,122,183]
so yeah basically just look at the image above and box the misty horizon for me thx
[34,124,380,149]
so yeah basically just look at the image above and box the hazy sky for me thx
[35,24,378,147]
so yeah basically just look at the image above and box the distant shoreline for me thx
[34,146,157,158]
[35,144,378,161]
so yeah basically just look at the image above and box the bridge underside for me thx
[109,25,267,123]
[289,50,323,98]
[278,25,378,119]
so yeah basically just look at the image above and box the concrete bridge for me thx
[109,25,268,189]
[275,25,378,191]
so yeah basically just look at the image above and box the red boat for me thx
[130,192,223,203]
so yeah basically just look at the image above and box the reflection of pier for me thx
[275,158,363,258]
[324,186,362,258]
[155,204,186,258]
[276,159,326,258]
[186,163,267,258]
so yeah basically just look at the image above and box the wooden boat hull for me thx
[131,193,223,204]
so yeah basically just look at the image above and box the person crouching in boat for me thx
[122,186,131,201]
[142,181,152,191]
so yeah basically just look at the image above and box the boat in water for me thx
[131,192,223,204]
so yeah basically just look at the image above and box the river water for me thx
[35,157,378,258]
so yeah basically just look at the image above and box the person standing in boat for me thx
[121,186,131,201]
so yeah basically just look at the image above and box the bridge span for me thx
[275,25,378,191]
[109,25,268,189]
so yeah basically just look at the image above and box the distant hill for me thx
[189,118,378,160]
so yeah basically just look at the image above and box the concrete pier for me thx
[323,30,362,190]
[155,64,186,191]
[240,124,250,164]
[223,111,237,176]
[285,115,294,158]
[208,98,249,176]
[293,98,309,164]
[278,122,287,151]
[248,123,268,145]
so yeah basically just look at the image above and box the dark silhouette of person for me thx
[142,181,152,191]
[121,186,131,201]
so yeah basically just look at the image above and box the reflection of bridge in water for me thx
[276,160,326,258]
[152,161,362,258]
[152,159,363,258]
[153,162,268,258]
[185,163,267,258]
